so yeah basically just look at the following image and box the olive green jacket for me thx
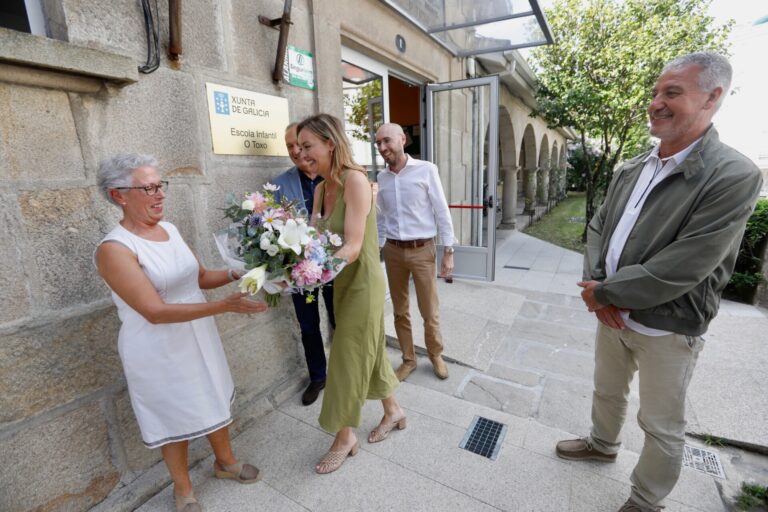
[585,127,763,335]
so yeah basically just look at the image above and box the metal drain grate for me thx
[504,265,530,270]
[682,444,725,478]
[459,416,507,460]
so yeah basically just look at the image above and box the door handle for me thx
[484,196,494,209]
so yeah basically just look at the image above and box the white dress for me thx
[98,221,235,448]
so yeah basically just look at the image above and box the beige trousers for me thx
[588,323,703,509]
[383,240,444,363]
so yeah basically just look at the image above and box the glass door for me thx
[341,59,385,181]
[426,76,499,281]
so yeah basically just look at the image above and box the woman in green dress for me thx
[297,114,405,474]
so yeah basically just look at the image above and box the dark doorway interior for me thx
[388,75,421,159]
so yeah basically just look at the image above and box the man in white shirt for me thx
[556,53,763,512]
[375,123,455,381]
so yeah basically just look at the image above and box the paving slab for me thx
[569,469,632,512]
[687,365,768,447]
[385,347,471,396]
[383,279,520,371]
[387,410,573,511]
[505,317,596,352]
[459,375,540,417]
[486,363,543,387]
[516,342,595,382]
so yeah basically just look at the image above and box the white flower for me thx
[259,233,273,250]
[266,244,279,257]
[241,199,255,211]
[328,233,342,247]
[238,265,267,295]
[263,182,280,192]
[277,218,311,255]
[262,209,285,232]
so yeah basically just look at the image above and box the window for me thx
[1,0,46,36]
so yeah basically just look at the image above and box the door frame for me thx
[425,75,499,282]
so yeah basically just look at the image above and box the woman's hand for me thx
[221,292,268,314]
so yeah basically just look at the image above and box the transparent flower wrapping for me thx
[214,184,346,307]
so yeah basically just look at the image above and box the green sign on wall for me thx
[283,46,315,90]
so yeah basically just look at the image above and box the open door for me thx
[426,76,499,281]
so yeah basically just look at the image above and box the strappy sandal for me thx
[315,441,360,474]
[213,460,262,484]
[367,415,407,443]
[175,491,202,512]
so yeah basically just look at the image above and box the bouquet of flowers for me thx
[214,183,345,307]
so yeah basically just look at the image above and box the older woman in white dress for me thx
[95,154,265,512]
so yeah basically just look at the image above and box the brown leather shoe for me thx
[395,361,417,381]
[556,438,617,463]
[430,355,449,379]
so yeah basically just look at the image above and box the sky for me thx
[707,0,768,169]
[528,0,768,169]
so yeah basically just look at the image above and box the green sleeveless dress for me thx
[316,170,399,433]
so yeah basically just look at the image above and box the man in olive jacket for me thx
[556,53,762,512]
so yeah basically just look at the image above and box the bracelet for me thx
[227,269,239,282]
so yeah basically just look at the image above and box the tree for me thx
[343,80,382,142]
[531,0,732,239]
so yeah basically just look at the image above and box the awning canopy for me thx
[380,0,554,57]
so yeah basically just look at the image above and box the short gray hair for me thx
[97,153,159,205]
[662,52,732,110]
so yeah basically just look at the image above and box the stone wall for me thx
[0,1,320,510]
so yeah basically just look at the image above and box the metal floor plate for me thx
[682,444,726,479]
[459,416,507,461]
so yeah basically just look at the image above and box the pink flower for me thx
[246,192,267,214]
[320,269,334,283]
[291,259,323,287]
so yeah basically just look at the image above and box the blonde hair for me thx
[297,114,365,185]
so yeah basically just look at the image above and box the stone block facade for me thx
[0,1,319,510]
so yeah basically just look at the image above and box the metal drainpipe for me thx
[466,56,476,78]
[169,0,181,60]
[273,0,293,83]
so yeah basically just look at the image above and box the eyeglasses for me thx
[115,181,169,196]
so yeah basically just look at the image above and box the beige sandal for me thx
[315,441,360,474]
[175,491,202,512]
[368,415,407,443]
[213,460,262,484]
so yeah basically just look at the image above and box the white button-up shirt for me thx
[605,137,702,335]
[376,155,455,248]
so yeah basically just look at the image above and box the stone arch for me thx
[537,133,550,203]
[520,124,537,212]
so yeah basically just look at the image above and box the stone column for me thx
[537,167,550,204]
[500,165,518,228]
[524,167,537,213]
[549,167,559,200]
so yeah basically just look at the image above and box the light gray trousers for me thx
[588,323,703,509]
